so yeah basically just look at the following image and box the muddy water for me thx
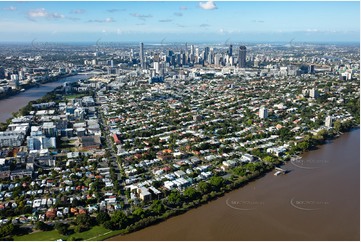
[0,74,87,123]
[110,129,360,241]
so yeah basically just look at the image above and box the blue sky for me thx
[0,1,359,43]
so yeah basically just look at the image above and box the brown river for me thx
[110,129,360,241]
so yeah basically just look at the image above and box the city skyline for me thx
[0,1,359,43]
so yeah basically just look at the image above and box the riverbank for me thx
[108,128,360,241]
[102,129,359,241]
[12,127,359,241]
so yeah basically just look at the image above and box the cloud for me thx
[179,6,188,10]
[159,19,172,23]
[305,29,319,32]
[28,8,48,18]
[3,6,16,11]
[27,8,65,21]
[51,13,64,19]
[219,28,233,34]
[176,23,186,28]
[200,23,210,27]
[174,12,183,17]
[67,17,81,21]
[88,17,115,23]
[199,1,217,10]
[70,9,85,14]
[107,9,126,13]
[252,20,264,23]
[130,13,153,21]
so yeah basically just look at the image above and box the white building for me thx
[259,106,268,119]
[310,88,319,99]
[325,116,333,128]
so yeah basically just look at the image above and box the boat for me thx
[20,89,25,92]
[274,171,282,176]
[274,167,287,176]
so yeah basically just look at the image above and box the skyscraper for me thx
[228,44,233,57]
[204,47,210,62]
[140,42,145,69]
[190,45,195,55]
[238,46,247,68]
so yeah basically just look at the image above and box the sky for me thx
[0,1,359,43]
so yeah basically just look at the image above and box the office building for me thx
[204,47,210,62]
[214,53,222,66]
[238,46,247,68]
[190,45,195,55]
[228,44,233,57]
[140,42,145,69]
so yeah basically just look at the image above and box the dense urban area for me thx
[0,41,359,240]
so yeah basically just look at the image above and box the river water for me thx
[0,74,88,123]
[110,129,360,241]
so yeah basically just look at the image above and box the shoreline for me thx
[13,125,358,241]
[103,126,360,241]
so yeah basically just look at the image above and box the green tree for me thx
[103,220,116,230]
[334,120,341,133]
[96,211,110,225]
[150,200,166,215]
[297,141,310,151]
[35,221,52,231]
[75,213,93,228]
[167,191,182,207]
[0,223,15,238]
[209,176,225,190]
[183,187,200,201]
[132,207,146,220]
[197,181,211,194]
[111,210,129,229]
[263,155,276,163]
[55,222,69,235]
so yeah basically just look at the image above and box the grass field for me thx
[14,229,65,241]
[13,226,115,241]
[64,94,87,100]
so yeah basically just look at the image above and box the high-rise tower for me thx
[228,44,233,57]
[238,46,246,68]
[140,42,145,69]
